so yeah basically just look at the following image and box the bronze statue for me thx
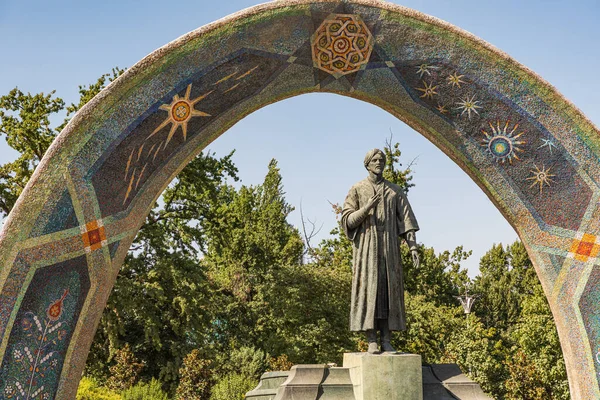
[342,148,420,354]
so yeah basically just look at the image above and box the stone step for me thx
[320,367,356,399]
[423,364,492,400]
[245,371,290,400]
[245,357,491,400]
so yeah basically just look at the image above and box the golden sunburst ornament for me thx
[526,164,555,193]
[481,121,525,164]
[456,95,482,119]
[436,104,448,114]
[416,81,438,99]
[148,84,212,146]
[447,72,466,88]
[416,63,436,78]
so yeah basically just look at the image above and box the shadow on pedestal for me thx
[423,364,491,400]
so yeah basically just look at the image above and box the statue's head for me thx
[364,148,386,176]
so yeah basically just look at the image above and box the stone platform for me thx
[245,354,491,400]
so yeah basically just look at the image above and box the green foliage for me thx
[461,241,570,399]
[209,373,257,400]
[0,68,124,217]
[403,245,471,306]
[473,241,534,329]
[121,379,169,400]
[88,150,239,392]
[107,344,144,392]
[268,354,294,372]
[76,377,121,400]
[443,314,508,396]
[270,260,353,365]
[382,137,414,192]
[216,346,269,381]
[394,293,463,363]
[505,282,569,399]
[202,160,304,353]
[0,88,64,215]
[175,349,212,400]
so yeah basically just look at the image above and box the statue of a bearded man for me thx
[342,148,420,354]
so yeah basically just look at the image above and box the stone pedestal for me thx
[343,352,423,400]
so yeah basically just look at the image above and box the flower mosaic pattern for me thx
[2,291,69,400]
[1,258,88,400]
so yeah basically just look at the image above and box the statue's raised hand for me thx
[365,192,381,211]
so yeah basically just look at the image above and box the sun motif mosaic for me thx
[311,14,373,77]
[447,72,466,88]
[456,95,482,119]
[481,121,525,163]
[416,81,438,99]
[526,164,555,193]
[416,63,436,78]
[147,84,212,145]
[121,83,212,204]
[538,138,557,154]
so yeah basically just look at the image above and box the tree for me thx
[175,350,212,400]
[504,272,569,399]
[201,160,304,351]
[0,89,64,215]
[106,344,144,392]
[473,241,536,330]
[0,68,124,217]
[402,245,471,306]
[87,151,239,392]
[121,379,169,400]
[443,314,508,397]
[382,135,415,193]
[393,293,464,363]
[209,374,256,400]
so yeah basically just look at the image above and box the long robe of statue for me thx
[342,177,419,332]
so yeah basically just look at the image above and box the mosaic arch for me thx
[0,0,598,398]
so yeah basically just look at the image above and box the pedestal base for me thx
[272,364,355,400]
[343,352,423,400]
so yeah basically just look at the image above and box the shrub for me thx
[268,354,293,372]
[217,346,268,381]
[76,376,121,400]
[107,344,144,391]
[209,373,257,400]
[175,349,213,400]
[121,378,169,400]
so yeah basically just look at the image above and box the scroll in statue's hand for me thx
[411,249,420,269]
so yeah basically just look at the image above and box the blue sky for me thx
[0,0,599,276]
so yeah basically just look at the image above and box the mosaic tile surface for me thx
[0,1,598,398]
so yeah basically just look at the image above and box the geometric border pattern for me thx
[0,1,598,398]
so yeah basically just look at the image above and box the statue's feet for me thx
[381,341,396,353]
[367,342,381,354]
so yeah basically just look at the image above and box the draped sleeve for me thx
[342,185,362,241]
[396,189,419,236]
